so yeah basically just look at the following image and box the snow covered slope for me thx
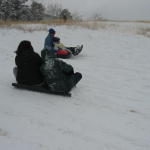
[0,23,150,150]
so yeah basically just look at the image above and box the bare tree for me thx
[0,0,28,21]
[91,12,104,21]
[72,11,83,21]
[60,9,72,22]
[46,3,62,18]
[31,1,45,21]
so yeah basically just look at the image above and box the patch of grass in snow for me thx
[0,20,118,31]
[129,109,137,113]
[74,21,118,30]
[136,27,150,37]
[1,20,150,38]
[0,128,8,137]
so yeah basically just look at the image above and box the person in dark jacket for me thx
[14,40,44,85]
[43,28,83,58]
[44,28,56,53]
[40,49,82,94]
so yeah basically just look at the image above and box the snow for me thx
[0,22,150,150]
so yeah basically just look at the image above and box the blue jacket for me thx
[44,33,56,52]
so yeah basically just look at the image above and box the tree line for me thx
[0,0,73,21]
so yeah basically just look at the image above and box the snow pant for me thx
[66,45,83,56]
[66,72,82,93]
[66,47,77,55]
[72,72,82,86]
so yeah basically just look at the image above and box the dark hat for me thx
[15,40,34,55]
[49,28,56,34]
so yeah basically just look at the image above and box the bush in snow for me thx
[31,1,45,21]
[0,0,29,21]
[0,0,45,21]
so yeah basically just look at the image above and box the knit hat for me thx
[49,28,56,34]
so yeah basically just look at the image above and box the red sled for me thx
[56,49,71,59]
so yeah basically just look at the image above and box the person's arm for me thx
[15,56,20,67]
[44,35,54,50]
[44,35,50,49]
[34,53,44,65]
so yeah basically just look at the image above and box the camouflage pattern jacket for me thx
[40,50,74,93]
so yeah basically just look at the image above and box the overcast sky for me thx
[36,0,150,20]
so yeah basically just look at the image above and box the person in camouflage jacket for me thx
[40,49,82,94]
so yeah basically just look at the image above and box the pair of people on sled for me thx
[43,28,83,59]
[14,40,82,94]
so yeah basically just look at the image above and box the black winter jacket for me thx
[40,57,74,93]
[15,51,44,85]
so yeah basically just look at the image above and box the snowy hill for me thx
[0,22,150,150]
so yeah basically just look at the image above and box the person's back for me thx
[15,40,44,85]
[41,50,82,93]
[44,28,56,52]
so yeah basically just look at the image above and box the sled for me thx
[56,49,72,59]
[12,83,71,97]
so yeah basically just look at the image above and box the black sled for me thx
[12,83,71,97]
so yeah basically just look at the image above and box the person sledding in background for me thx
[14,40,44,85]
[53,37,83,58]
[42,28,83,59]
[44,28,56,53]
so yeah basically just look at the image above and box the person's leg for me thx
[66,45,83,56]
[72,72,82,85]
[66,47,76,55]
[65,72,82,93]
